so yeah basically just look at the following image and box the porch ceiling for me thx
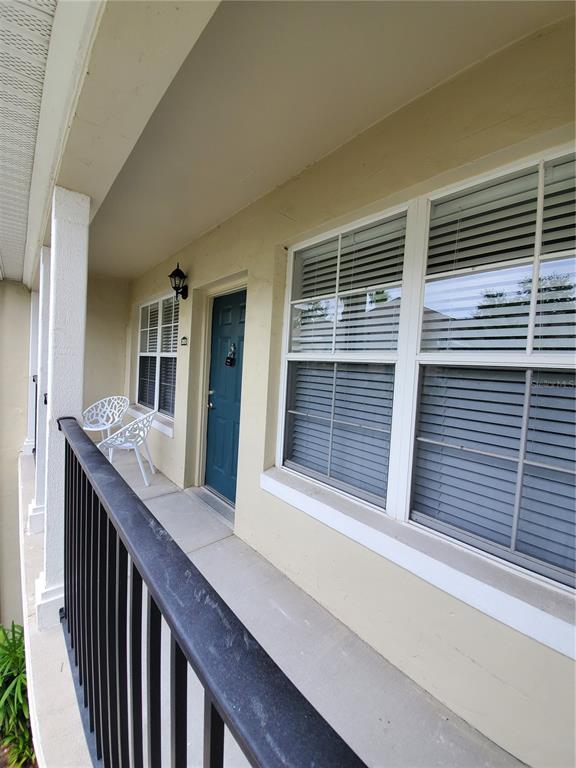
[80,1,573,278]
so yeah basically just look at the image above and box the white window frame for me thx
[277,201,411,507]
[276,141,575,584]
[136,294,179,418]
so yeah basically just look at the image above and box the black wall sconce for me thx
[169,262,188,300]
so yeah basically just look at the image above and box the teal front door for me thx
[205,290,246,504]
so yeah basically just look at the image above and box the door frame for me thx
[197,276,248,501]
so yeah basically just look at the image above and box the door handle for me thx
[207,402,214,409]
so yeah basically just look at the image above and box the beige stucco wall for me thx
[127,21,575,767]
[84,274,130,411]
[0,282,30,625]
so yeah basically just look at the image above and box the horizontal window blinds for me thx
[422,154,575,353]
[518,465,575,574]
[421,263,532,351]
[533,256,575,352]
[411,366,575,585]
[291,299,336,353]
[338,215,405,292]
[137,356,156,409]
[138,298,179,413]
[284,361,394,503]
[335,289,401,352]
[293,238,339,300]
[159,357,177,416]
[427,167,539,276]
[290,212,406,354]
[161,297,179,353]
[140,302,159,353]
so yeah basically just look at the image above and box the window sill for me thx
[260,467,575,659]
[128,405,174,437]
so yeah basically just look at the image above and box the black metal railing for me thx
[58,417,366,768]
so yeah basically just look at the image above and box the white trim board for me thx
[260,468,575,660]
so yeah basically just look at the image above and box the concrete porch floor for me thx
[112,451,524,768]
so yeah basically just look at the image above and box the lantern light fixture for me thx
[169,262,188,300]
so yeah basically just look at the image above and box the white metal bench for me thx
[98,411,157,486]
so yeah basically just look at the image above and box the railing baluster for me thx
[107,519,120,768]
[63,442,70,629]
[147,595,162,768]
[88,487,98,740]
[77,464,84,685]
[85,474,94,718]
[116,541,130,766]
[170,636,187,768]
[204,694,224,768]
[97,500,111,766]
[130,564,143,768]
[80,467,88,705]
[70,451,77,652]
[75,453,82,674]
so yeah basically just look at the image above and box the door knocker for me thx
[225,342,237,367]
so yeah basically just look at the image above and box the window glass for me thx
[427,166,538,275]
[290,212,406,354]
[421,264,532,351]
[159,357,177,417]
[533,256,576,352]
[335,287,401,352]
[292,238,339,300]
[137,356,156,409]
[290,298,336,353]
[338,214,405,292]
[138,298,178,414]
[284,361,394,504]
[411,366,575,585]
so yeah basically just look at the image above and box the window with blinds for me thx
[421,154,575,353]
[281,149,574,586]
[411,367,575,585]
[137,297,179,416]
[284,211,407,505]
[412,152,575,585]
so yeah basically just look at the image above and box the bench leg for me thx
[143,440,156,474]
[134,446,150,487]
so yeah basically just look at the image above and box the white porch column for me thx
[36,188,90,629]
[28,248,50,533]
[22,291,39,455]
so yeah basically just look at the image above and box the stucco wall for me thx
[0,282,30,624]
[127,21,575,767]
[84,274,130,411]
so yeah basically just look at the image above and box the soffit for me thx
[56,0,219,224]
[88,1,574,278]
[0,0,56,281]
